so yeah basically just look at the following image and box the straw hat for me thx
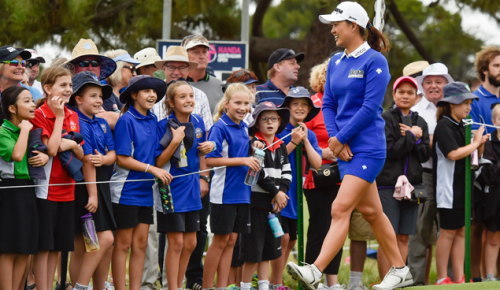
[65,39,117,80]
[403,61,429,77]
[154,46,198,71]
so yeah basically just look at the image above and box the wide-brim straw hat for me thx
[154,46,198,71]
[65,39,117,81]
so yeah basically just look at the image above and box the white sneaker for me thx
[286,262,322,290]
[372,266,413,290]
[347,281,368,290]
[317,284,329,290]
[328,283,346,290]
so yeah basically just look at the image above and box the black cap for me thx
[70,72,113,106]
[248,101,290,136]
[279,86,320,122]
[0,46,31,62]
[268,48,305,70]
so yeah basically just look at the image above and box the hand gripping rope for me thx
[0,131,294,190]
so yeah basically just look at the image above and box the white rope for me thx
[463,119,500,130]
[0,132,295,190]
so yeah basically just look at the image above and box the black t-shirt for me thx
[433,115,466,209]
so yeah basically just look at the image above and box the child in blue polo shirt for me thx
[272,87,322,287]
[68,72,117,290]
[202,83,262,290]
[109,75,172,290]
[154,80,214,290]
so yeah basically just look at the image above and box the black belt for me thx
[423,168,432,174]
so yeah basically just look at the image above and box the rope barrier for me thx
[0,131,294,190]
[463,119,500,130]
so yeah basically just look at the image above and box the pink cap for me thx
[393,76,418,92]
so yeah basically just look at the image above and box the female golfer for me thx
[286,2,412,290]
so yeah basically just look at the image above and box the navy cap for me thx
[437,81,479,106]
[248,101,290,136]
[70,72,113,105]
[268,48,305,70]
[120,75,167,104]
[279,86,320,122]
[0,46,31,62]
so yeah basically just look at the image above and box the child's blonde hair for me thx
[163,80,192,118]
[213,83,252,122]
[492,104,500,123]
[38,66,72,107]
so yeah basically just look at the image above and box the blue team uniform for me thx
[110,106,158,206]
[153,113,206,212]
[76,109,115,156]
[206,112,251,204]
[322,42,391,183]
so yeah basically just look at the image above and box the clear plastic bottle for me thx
[82,213,100,252]
[244,148,265,187]
[268,213,284,238]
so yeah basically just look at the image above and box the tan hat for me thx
[403,61,429,77]
[182,35,211,51]
[134,47,162,69]
[65,39,117,80]
[154,46,198,71]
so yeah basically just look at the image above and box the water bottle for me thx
[177,140,188,168]
[244,148,265,187]
[268,213,284,238]
[157,178,174,214]
[81,213,100,252]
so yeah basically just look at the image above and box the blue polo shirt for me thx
[110,105,158,206]
[206,112,251,204]
[470,85,499,134]
[154,113,206,213]
[76,109,115,156]
[255,79,294,106]
[276,123,322,219]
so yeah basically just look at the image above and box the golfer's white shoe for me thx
[286,262,322,290]
[372,266,413,290]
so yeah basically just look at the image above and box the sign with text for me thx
[156,39,248,80]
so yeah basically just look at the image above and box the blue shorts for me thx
[338,155,385,183]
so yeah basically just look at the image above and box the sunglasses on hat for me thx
[78,60,101,68]
[2,60,26,67]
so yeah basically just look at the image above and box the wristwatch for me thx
[200,175,211,183]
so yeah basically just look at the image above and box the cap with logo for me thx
[319,1,370,29]
[134,47,162,69]
[248,101,290,136]
[0,46,31,62]
[25,49,46,64]
[182,35,211,51]
[65,39,117,81]
[154,46,198,71]
[278,86,320,122]
[268,48,305,70]
[415,62,454,89]
[437,81,478,106]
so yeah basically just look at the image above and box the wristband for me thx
[145,164,150,173]
[291,141,298,146]
[210,141,217,152]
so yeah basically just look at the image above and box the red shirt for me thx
[30,103,81,202]
[304,92,333,190]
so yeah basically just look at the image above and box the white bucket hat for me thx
[134,47,162,69]
[416,63,454,90]
[154,46,198,71]
[319,1,369,29]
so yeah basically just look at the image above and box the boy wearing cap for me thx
[239,102,292,290]
[255,48,305,106]
[182,35,224,112]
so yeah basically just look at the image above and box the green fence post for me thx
[296,142,304,290]
[465,116,472,283]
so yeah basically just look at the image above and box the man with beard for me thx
[470,46,500,134]
[255,48,304,105]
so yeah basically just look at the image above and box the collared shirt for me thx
[471,85,499,134]
[187,73,224,113]
[276,123,322,219]
[0,120,30,180]
[32,80,44,96]
[76,109,115,156]
[110,105,158,206]
[152,85,213,131]
[412,96,437,169]
[339,41,371,60]
[255,79,294,106]
[30,103,81,201]
[153,113,206,213]
[206,112,252,204]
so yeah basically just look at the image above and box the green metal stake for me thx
[465,116,471,283]
[296,141,304,290]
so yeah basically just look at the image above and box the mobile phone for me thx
[402,116,412,127]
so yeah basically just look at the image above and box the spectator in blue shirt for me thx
[470,46,500,134]
[255,48,304,105]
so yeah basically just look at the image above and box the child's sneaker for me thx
[286,262,322,290]
[227,284,241,290]
[435,277,453,285]
[372,266,413,290]
[328,283,346,290]
[317,284,329,290]
[251,273,259,290]
[275,286,290,290]
[454,276,473,283]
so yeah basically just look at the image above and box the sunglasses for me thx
[123,65,136,74]
[2,60,26,67]
[27,61,40,69]
[77,60,101,68]
[234,70,251,78]
[276,49,296,64]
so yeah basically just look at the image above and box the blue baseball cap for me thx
[113,53,141,65]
